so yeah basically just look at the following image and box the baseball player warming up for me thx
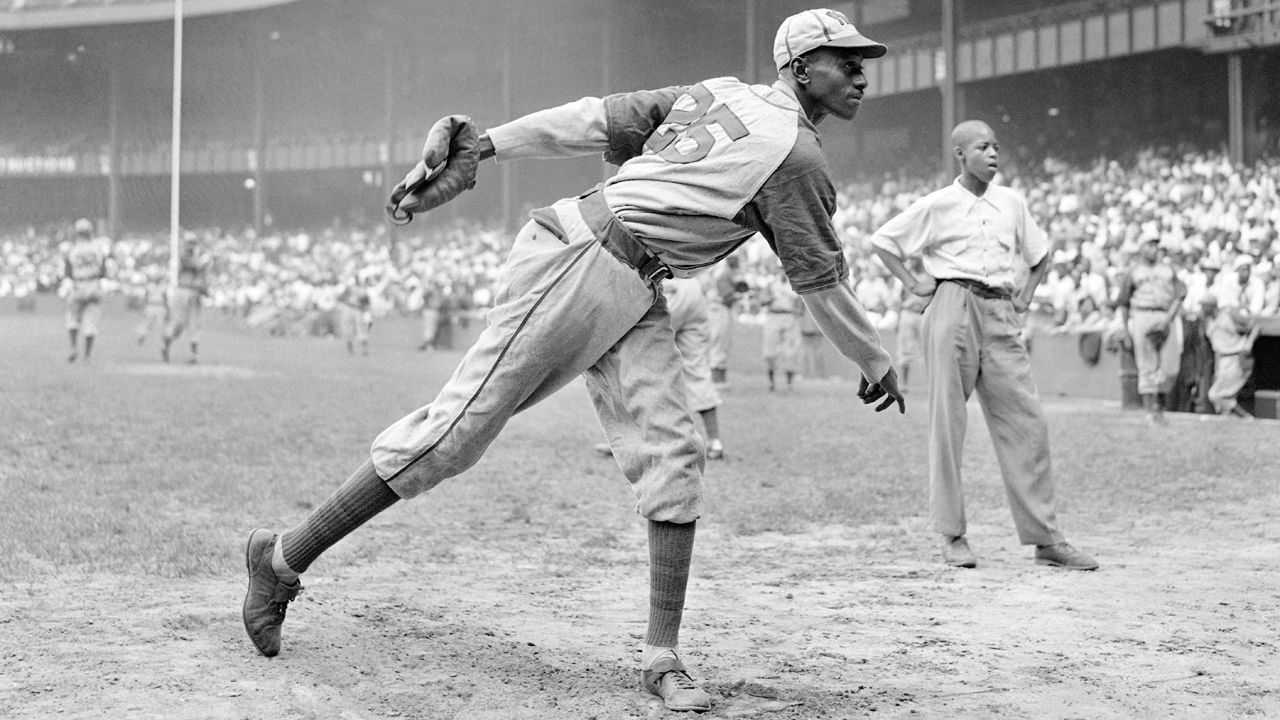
[162,233,211,364]
[871,120,1098,572]
[62,218,109,363]
[1116,235,1186,425]
[242,9,903,712]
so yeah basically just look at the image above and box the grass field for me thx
[1,297,1277,719]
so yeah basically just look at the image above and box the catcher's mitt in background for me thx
[386,115,481,226]
[1145,325,1168,350]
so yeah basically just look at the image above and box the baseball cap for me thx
[773,9,888,70]
[74,218,93,235]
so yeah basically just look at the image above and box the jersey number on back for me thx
[645,83,750,164]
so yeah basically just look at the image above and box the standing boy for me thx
[870,120,1097,571]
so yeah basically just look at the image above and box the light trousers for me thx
[923,281,1063,546]
[371,199,705,523]
[1128,309,1183,395]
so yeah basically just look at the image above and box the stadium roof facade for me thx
[0,0,302,30]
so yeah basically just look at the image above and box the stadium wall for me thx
[1,0,1278,235]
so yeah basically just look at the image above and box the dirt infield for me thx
[2,305,1278,719]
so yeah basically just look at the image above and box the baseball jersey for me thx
[487,76,891,381]
[65,239,108,283]
[1117,262,1179,310]
[176,249,210,292]
[338,283,371,310]
[869,177,1050,293]
[490,77,845,294]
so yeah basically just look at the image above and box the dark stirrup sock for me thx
[645,519,696,648]
[280,458,401,573]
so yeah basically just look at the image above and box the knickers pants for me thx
[372,199,704,523]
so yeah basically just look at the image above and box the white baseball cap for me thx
[773,8,888,70]
[74,218,93,235]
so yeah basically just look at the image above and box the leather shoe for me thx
[941,536,977,568]
[1034,542,1098,570]
[242,528,303,656]
[642,656,711,712]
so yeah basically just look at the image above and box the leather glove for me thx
[386,115,481,225]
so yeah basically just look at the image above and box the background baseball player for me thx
[135,268,168,348]
[757,264,803,392]
[894,256,930,390]
[707,254,749,387]
[871,119,1098,572]
[242,9,903,713]
[336,275,372,355]
[162,232,211,364]
[1116,235,1187,424]
[61,218,109,363]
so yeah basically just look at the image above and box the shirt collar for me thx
[951,176,1000,209]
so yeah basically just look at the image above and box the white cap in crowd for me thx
[774,8,887,70]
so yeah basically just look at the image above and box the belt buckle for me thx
[639,255,672,284]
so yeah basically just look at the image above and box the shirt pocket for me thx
[994,232,1017,254]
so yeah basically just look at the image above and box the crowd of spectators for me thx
[829,145,1280,335]
[4,145,1280,343]
[0,217,507,338]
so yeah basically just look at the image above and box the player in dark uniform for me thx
[243,9,902,712]
[162,233,211,364]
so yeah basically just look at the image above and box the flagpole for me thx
[169,0,184,286]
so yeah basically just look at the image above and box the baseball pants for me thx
[923,281,1063,546]
[665,278,721,413]
[706,301,733,372]
[166,287,203,343]
[64,294,102,335]
[338,304,369,344]
[372,198,704,523]
[761,312,800,372]
[1128,308,1183,395]
[137,303,167,341]
[896,307,924,369]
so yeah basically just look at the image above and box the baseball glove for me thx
[386,115,481,226]
[1146,326,1168,350]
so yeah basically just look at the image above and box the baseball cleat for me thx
[1034,542,1098,571]
[706,440,725,461]
[941,535,977,568]
[642,656,711,712]
[242,528,303,657]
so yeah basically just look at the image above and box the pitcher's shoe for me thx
[942,535,977,568]
[706,440,725,461]
[642,656,711,712]
[242,528,303,656]
[1034,542,1099,571]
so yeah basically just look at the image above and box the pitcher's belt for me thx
[576,189,673,285]
[943,277,1012,301]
